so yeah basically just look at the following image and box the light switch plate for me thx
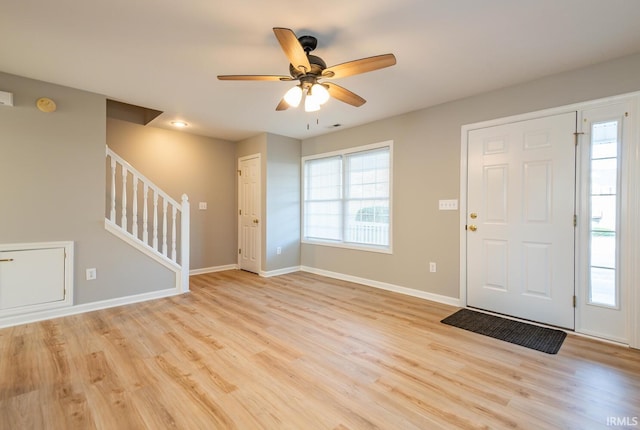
[199,202,207,210]
[439,199,458,210]
[0,91,14,107]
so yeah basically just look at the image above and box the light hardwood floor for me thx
[1,270,639,429]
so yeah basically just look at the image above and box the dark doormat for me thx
[441,308,567,354]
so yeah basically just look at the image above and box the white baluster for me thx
[153,192,159,250]
[162,199,168,256]
[143,184,149,245]
[171,204,177,261]
[121,166,128,229]
[132,175,139,238]
[180,194,190,292]
[110,157,116,222]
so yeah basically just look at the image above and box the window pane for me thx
[590,267,616,307]
[591,158,617,195]
[305,156,342,200]
[591,121,618,158]
[345,147,390,247]
[590,232,616,269]
[304,201,342,241]
[346,149,390,199]
[589,120,618,307]
[345,200,389,246]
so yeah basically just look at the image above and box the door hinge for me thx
[573,131,584,146]
[238,248,241,255]
[239,209,242,215]
[237,169,242,176]
[573,295,577,308]
[573,214,577,227]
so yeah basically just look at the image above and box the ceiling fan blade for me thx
[273,27,311,73]
[322,54,396,79]
[217,75,293,81]
[325,82,366,107]
[275,98,290,111]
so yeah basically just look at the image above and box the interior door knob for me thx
[253,219,259,224]
[468,224,477,232]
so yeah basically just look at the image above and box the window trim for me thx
[301,140,393,254]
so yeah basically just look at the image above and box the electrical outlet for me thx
[276,247,282,255]
[86,268,97,280]
[429,262,437,273]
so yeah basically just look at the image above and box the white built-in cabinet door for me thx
[0,247,66,310]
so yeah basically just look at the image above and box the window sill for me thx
[301,239,392,255]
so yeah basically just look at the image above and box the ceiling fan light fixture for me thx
[283,85,303,107]
[304,95,321,112]
[310,83,330,105]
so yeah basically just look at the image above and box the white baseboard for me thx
[299,266,461,307]
[190,264,239,275]
[0,287,182,329]
[260,266,302,277]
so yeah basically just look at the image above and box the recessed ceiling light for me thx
[171,121,188,128]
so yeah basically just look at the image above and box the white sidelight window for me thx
[302,141,392,252]
[588,120,620,307]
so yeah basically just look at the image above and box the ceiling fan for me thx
[217,27,397,112]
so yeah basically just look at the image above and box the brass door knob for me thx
[253,219,259,224]
[468,224,477,232]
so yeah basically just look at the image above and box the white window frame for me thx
[301,140,393,254]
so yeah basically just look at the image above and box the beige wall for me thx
[107,118,237,270]
[236,133,302,273]
[301,52,640,300]
[0,72,175,304]
[265,133,301,272]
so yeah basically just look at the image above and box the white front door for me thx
[238,155,261,274]
[466,112,577,329]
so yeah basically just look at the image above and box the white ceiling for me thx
[2,0,640,141]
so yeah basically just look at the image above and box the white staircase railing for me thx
[105,146,190,292]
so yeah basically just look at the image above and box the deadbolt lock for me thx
[470,212,478,219]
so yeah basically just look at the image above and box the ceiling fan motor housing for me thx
[290,54,326,79]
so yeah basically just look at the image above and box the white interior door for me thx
[466,112,577,329]
[238,155,261,274]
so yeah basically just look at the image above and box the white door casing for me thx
[466,112,577,329]
[238,155,261,274]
